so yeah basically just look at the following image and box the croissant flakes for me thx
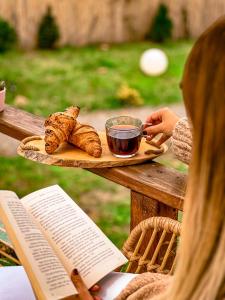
[44,106,102,158]
[69,122,102,158]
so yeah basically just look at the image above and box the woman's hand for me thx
[144,108,180,146]
[90,284,101,300]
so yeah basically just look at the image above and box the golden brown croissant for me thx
[44,106,80,154]
[68,122,102,158]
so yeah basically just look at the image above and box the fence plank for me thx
[0,0,225,48]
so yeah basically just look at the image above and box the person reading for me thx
[116,17,225,300]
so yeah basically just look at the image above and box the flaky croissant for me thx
[68,122,102,158]
[44,106,80,154]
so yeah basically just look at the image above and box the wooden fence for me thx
[0,0,225,49]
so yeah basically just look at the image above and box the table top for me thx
[0,105,186,210]
[17,133,167,168]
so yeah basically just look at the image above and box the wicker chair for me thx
[0,227,20,267]
[121,217,181,275]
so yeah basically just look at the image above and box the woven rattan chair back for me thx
[0,227,20,267]
[122,217,181,275]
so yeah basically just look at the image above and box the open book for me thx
[0,185,127,300]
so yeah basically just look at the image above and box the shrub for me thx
[147,4,173,43]
[0,18,17,52]
[37,6,60,49]
[117,84,144,106]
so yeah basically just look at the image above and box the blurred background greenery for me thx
[0,41,191,114]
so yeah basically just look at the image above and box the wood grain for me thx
[90,163,186,210]
[17,133,167,168]
[0,105,44,140]
[130,191,178,231]
[0,105,186,210]
[0,0,224,49]
[130,191,178,271]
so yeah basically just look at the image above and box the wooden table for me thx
[0,105,186,230]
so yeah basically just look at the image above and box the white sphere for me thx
[140,48,168,76]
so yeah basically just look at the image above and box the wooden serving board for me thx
[17,132,167,168]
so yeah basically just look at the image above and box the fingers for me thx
[155,133,170,146]
[143,123,164,143]
[145,108,166,124]
[145,111,161,124]
[146,133,157,141]
[146,133,170,145]
[90,285,101,292]
[144,123,164,136]
[145,107,180,140]
[143,122,153,129]
[93,296,101,300]
[90,284,101,300]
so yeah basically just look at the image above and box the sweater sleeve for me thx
[171,117,192,165]
[115,273,171,300]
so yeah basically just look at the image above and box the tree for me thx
[37,6,60,49]
[147,4,173,43]
[0,18,17,52]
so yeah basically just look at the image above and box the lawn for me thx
[0,41,191,252]
[0,156,131,250]
[0,41,192,115]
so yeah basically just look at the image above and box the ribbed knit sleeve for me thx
[171,117,192,165]
[115,273,171,300]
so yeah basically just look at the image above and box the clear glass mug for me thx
[105,116,149,158]
[0,87,6,112]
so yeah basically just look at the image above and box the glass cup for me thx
[0,87,6,112]
[105,116,148,158]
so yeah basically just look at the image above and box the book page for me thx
[0,267,137,300]
[0,266,36,300]
[0,191,76,300]
[22,185,128,288]
[97,272,137,300]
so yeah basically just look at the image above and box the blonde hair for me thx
[160,18,225,300]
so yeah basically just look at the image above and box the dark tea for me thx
[106,125,141,157]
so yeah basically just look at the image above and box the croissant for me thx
[68,122,102,158]
[44,106,80,154]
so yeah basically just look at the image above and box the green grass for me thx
[0,156,130,247]
[97,202,130,248]
[0,41,192,115]
[0,157,115,198]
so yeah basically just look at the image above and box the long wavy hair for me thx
[160,18,225,300]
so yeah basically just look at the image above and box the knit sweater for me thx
[115,118,192,300]
[171,117,192,165]
[115,273,172,300]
